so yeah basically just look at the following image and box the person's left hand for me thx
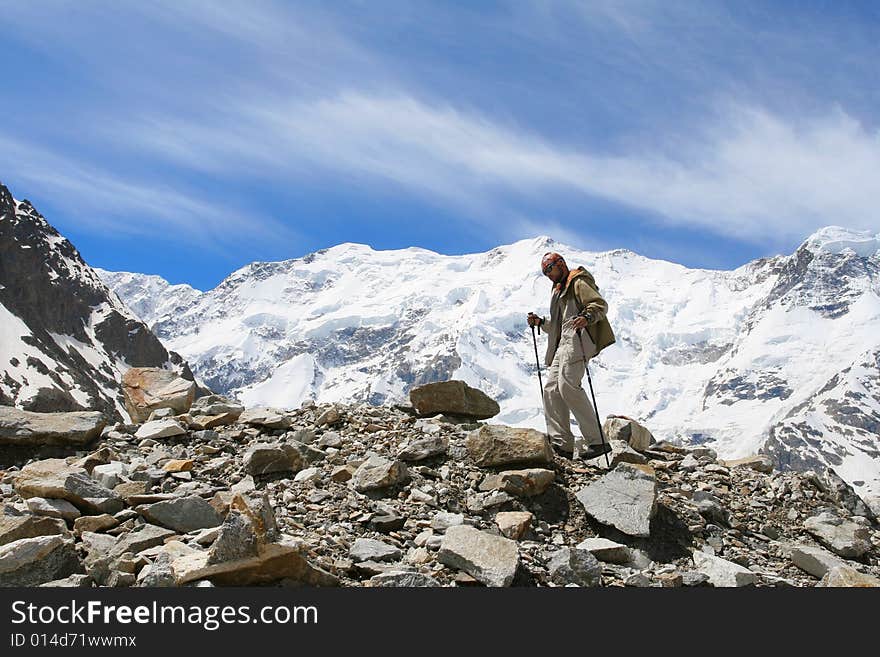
[571,315,588,331]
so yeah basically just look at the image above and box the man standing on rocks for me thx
[527,252,615,459]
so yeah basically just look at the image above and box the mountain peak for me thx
[802,226,880,258]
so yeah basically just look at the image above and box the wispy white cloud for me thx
[0,135,298,255]
[103,92,880,244]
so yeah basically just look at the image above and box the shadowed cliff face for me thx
[0,182,187,420]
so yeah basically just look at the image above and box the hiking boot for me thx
[581,442,612,460]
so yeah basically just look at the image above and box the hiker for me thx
[527,251,615,459]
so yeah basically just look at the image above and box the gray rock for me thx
[608,440,648,466]
[369,571,441,587]
[0,512,67,547]
[294,467,321,483]
[789,544,846,578]
[721,455,774,473]
[803,512,872,558]
[576,537,631,564]
[693,491,729,525]
[0,407,107,447]
[352,455,409,492]
[139,496,223,533]
[410,380,500,420]
[14,459,123,514]
[134,419,186,440]
[110,524,177,559]
[318,431,343,448]
[624,572,652,587]
[287,441,327,465]
[238,408,292,430]
[190,395,244,418]
[465,425,554,467]
[602,416,654,452]
[0,535,83,586]
[349,538,402,563]
[576,463,657,537]
[207,511,259,564]
[398,435,449,461]
[315,406,342,426]
[479,468,555,497]
[681,571,710,587]
[25,497,81,522]
[548,547,602,587]
[431,512,465,531]
[466,490,513,513]
[243,444,304,476]
[692,551,757,587]
[138,552,178,587]
[437,525,519,587]
[92,462,128,489]
[816,565,880,587]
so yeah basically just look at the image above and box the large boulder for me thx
[123,367,196,423]
[409,381,500,420]
[243,444,304,476]
[13,459,122,514]
[465,425,554,468]
[0,407,106,447]
[0,535,83,586]
[0,512,67,547]
[803,512,872,559]
[576,463,657,537]
[437,525,519,587]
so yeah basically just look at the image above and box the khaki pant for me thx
[543,328,601,453]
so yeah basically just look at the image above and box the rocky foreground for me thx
[1,386,879,587]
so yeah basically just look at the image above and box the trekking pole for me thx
[577,329,610,468]
[530,324,543,402]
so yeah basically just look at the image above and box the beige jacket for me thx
[541,266,615,366]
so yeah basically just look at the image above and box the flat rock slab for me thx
[803,512,871,558]
[0,535,83,586]
[466,425,554,468]
[243,444,303,476]
[25,497,81,522]
[349,538,402,563]
[398,435,449,461]
[0,407,106,446]
[123,367,196,423]
[0,513,67,547]
[410,380,500,420]
[369,571,441,587]
[173,537,338,587]
[14,459,122,514]
[138,496,223,533]
[134,419,186,440]
[693,551,757,587]
[238,408,292,430]
[479,468,555,497]
[576,537,631,564]
[789,544,846,578]
[720,455,774,473]
[817,566,880,587]
[437,525,519,587]
[576,463,657,537]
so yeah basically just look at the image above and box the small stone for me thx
[73,514,119,535]
[134,419,187,440]
[437,525,519,587]
[575,537,631,564]
[138,496,223,533]
[352,455,409,492]
[369,571,441,587]
[431,513,465,531]
[495,511,533,540]
[25,497,81,522]
[349,538,402,563]
[398,435,449,462]
[692,551,757,587]
[479,468,555,497]
[243,444,303,476]
[602,416,654,452]
[721,455,774,474]
[316,407,342,427]
[294,467,321,483]
[548,548,602,587]
[331,466,356,482]
[163,459,194,473]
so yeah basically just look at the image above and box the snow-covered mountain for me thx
[0,182,191,421]
[98,226,880,508]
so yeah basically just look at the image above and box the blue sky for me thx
[2,1,879,290]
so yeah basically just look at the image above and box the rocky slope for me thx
[99,227,880,509]
[1,400,878,587]
[0,182,192,421]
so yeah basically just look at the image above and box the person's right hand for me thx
[527,312,542,327]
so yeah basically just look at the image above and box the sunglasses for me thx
[542,259,561,275]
